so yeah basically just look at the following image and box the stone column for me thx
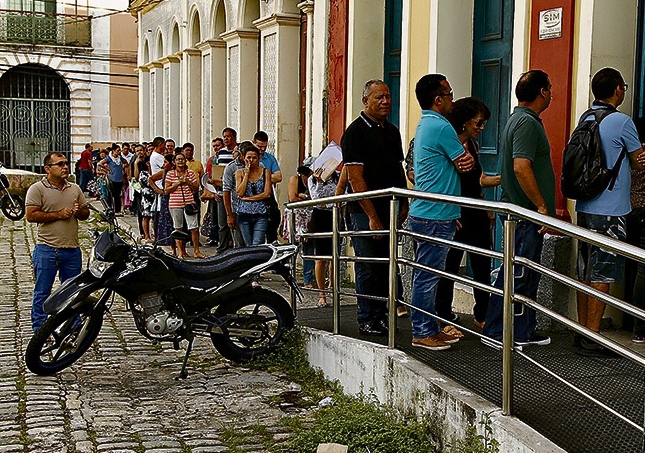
[160,55,181,141]
[254,13,301,205]
[221,28,260,139]
[197,39,226,162]
[137,66,150,141]
[298,1,314,158]
[182,48,202,146]
[146,62,163,137]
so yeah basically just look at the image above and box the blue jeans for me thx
[31,244,82,331]
[79,169,93,193]
[483,220,543,341]
[349,212,403,323]
[301,239,315,286]
[237,213,268,246]
[409,216,456,338]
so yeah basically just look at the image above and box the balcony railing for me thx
[0,9,91,47]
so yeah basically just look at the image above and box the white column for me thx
[197,39,226,161]
[160,55,181,141]
[221,28,260,140]
[310,0,330,155]
[183,48,202,146]
[147,62,163,137]
[298,1,314,158]
[137,66,150,141]
[255,13,301,206]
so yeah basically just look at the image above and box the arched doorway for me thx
[0,63,70,173]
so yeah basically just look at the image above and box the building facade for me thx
[0,0,138,173]
[129,0,304,204]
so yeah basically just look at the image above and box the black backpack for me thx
[561,106,626,201]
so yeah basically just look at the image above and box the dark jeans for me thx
[435,211,492,323]
[78,169,93,193]
[483,220,543,342]
[214,197,232,252]
[349,212,402,324]
[108,180,123,213]
[31,245,82,331]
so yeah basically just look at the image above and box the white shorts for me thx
[170,208,198,231]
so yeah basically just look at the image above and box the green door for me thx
[472,0,514,252]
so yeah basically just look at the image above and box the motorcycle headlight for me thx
[89,259,114,278]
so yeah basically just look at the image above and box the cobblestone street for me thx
[0,214,316,453]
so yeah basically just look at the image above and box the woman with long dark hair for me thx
[434,97,501,330]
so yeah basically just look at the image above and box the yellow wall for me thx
[347,0,386,121]
[110,13,139,128]
[405,0,431,143]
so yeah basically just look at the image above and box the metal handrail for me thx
[286,187,645,428]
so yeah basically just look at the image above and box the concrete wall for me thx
[305,328,566,453]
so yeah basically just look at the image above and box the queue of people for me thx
[325,68,645,356]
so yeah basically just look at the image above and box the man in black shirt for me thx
[341,79,409,336]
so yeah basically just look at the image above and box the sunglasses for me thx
[470,119,487,128]
[47,161,69,168]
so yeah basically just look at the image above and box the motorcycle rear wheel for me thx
[25,299,104,375]
[1,194,25,221]
[211,287,294,362]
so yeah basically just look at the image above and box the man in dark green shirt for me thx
[483,70,555,347]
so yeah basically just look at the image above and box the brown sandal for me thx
[443,325,465,339]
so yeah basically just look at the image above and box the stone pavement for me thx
[0,213,322,453]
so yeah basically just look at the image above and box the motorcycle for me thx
[0,162,25,220]
[25,197,300,379]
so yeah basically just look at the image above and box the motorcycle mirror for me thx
[170,230,190,242]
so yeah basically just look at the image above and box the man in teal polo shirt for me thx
[409,74,474,351]
[482,69,555,347]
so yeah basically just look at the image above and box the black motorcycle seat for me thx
[167,245,275,288]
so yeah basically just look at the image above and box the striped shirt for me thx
[165,169,198,209]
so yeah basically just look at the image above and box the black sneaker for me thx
[358,320,387,336]
[516,334,551,347]
[578,337,621,358]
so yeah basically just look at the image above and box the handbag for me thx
[201,187,217,201]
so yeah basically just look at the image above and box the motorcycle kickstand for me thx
[176,336,194,380]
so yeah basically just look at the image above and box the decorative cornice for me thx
[128,0,158,17]
[220,28,260,42]
[159,55,180,65]
[144,61,163,70]
[196,39,226,52]
[182,48,201,57]
[253,13,301,31]
[136,66,150,73]
[297,1,314,15]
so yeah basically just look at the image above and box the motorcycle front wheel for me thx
[1,194,25,221]
[211,287,294,362]
[25,299,104,375]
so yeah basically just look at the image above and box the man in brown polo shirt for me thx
[26,152,90,331]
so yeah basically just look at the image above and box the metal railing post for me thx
[502,218,516,415]
[388,198,399,348]
[332,204,341,334]
[288,208,297,316]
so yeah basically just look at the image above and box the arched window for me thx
[0,63,71,173]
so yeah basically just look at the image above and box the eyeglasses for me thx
[439,90,454,98]
[622,83,629,91]
[47,161,69,168]
[470,119,487,128]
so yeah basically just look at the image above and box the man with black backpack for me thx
[573,67,644,355]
